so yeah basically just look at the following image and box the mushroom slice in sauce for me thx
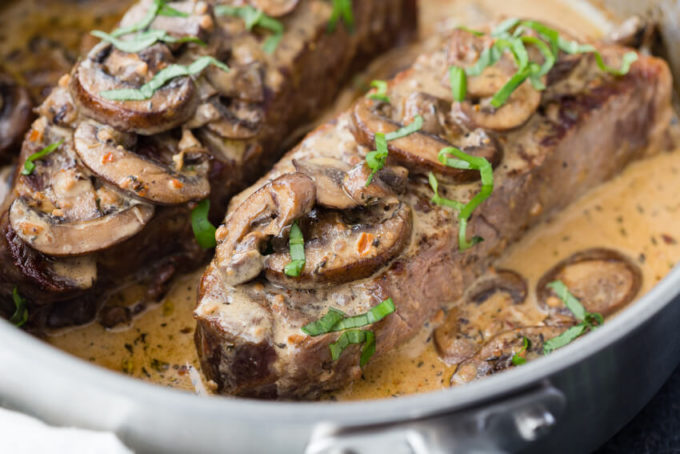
[264,197,412,288]
[74,121,210,205]
[215,173,316,286]
[9,197,154,257]
[537,248,642,319]
[293,158,359,210]
[204,98,263,140]
[352,96,501,181]
[446,29,542,132]
[434,269,529,364]
[70,43,198,135]
[451,326,566,386]
[0,72,33,159]
[249,0,299,17]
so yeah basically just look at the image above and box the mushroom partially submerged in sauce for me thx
[74,121,210,205]
[434,269,529,364]
[215,173,316,286]
[450,325,566,386]
[537,248,642,319]
[70,43,199,135]
[0,72,33,160]
[352,95,501,181]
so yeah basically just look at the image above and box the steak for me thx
[195,25,672,399]
[0,0,417,328]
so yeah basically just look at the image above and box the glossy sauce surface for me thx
[38,0,680,399]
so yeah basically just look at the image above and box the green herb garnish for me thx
[91,29,205,54]
[511,336,530,366]
[364,116,424,185]
[284,221,305,277]
[543,280,604,354]
[22,140,64,176]
[111,0,188,38]
[302,298,395,367]
[429,146,494,251]
[215,5,284,54]
[327,0,354,33]
[449,66,467,102]
[9,287,28,327]
[367,80,390,103]
[190,199,217,249]
[453,18,637,108]
[100,56,228,101]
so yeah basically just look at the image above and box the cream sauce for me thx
[39,0,680,399]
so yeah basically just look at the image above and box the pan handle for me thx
[305,381,565,454]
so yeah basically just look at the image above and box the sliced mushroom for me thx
[293,158,360,210]
[70,43,198,135]
[537,248,642,319]
[215,173,316,286]
[450,326,566,386]
[74,121,210,205]
[206,63,264,103]
[446,29,541,131]
[49,255,98,290]
[434,269,529,364]
[0,72,33,159]
[205,98,263,140]
[9,197,154,257]
[119,0,214,41]
[352,96,501,182]
[249,0,299,17]
[265,198,412,288]
[400,92,450,137]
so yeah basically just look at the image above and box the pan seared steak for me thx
[195,24,672,399]
[0,0,417,328]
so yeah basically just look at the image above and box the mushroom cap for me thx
[249,0,300,17]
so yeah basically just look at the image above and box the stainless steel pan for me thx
[0,1,678,453]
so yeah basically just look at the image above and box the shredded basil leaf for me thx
[327,0,354,33]
[543,325,587,355]
[22,140,64,176]
[331,298,395,331]
[9,287,28,327]
[329,329,370,360]
[191,199,217,249]
[215,5,284,54]
[431,147,494,251]
[558,38,638,76]
[449,66,467,102]
[91,29,205,54]
[543,280,604,354]
[364,116,424,186]
[457,25,485,37]
[359,330,376,367]
[367,80,390,103]
[511,336,530,366]
[284,221,305,277]
[100,56,229,101]
[385,115,424,141]
[112,0,188,38]
[301,308,347,336]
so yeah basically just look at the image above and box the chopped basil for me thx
[511,336,530,366]
[284,221,306,277]
[449,66,467,102]
[100,56,229,101]
[364,116,424,186]
[10,287,28,327]
[543,280,604,354]
[190,199,217,249]
[91,29,205,54]
[429,147,494,251]
[302,298,396,367]
[22,140,64,176]
[215,5,284,54]
[327,0,354,33]
[112,0,188,38]
[457,25,485,37]
[458,18,637,108]
[367,80,390,103]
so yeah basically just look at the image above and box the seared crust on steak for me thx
[0,0,417,328]
[195,24,672,399]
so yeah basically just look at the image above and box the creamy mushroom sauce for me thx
[37,0,680,399]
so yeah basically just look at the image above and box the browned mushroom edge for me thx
[74,121,210,205]
[536,248,643,319]
[69,43,199,135]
